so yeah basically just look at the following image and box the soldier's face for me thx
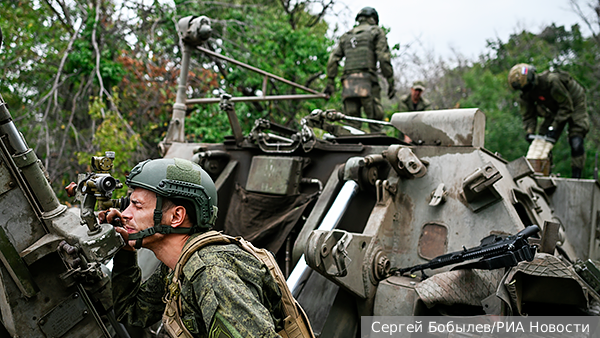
[411,88,423,102]
[121,187,157,235]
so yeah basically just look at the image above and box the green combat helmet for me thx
[356,6,379,25]
[508,63,537,90]
[126,158,218,248]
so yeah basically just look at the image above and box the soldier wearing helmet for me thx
[324,6,395,132]
[103,158,286,337]
[508,63,589,178]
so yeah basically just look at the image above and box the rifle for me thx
[394,225,540,278]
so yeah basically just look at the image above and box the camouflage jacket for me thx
[519,70,587,134]
[112,241,284,337]
[326,21,394,84]
[397,94,431,112]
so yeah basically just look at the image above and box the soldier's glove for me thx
[324,82,335,98]
[525,133,535,143]
[545,127,558,144]
[387,78,396,99]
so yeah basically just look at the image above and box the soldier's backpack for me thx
[162,230,315,338]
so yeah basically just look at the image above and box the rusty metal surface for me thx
[415,269,504,308]
[390,109,485,147]
[418,223,448,260]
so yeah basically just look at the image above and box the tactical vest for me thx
[162,231,315,338]
[341,25,377,73]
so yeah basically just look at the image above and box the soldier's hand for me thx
[387,86,396,99]
[114,226,136,252]
[387,77,396,99]
[99,208,135,251]
[545,127,558,144]
[525,133,535,143]
[98,208,123,227]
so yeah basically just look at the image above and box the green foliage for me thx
[1,0,340,201]
[175,1,335,141]
[76,95,142,198]
[185,104,232,143]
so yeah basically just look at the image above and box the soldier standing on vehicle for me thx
[324,6,395,133]
[398,80,431,112]
[508,64,589,178]
[102,158,313,338]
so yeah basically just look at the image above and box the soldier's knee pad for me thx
[569,136,585,157]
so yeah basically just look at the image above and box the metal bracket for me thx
[462,162,502,211]
[429,183,446,206]
[384,145,427,178]
[376,180,390,205]
[321,231,353,277]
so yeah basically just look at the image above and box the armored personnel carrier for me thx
[0,18,599,338]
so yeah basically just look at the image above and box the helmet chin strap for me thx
[127,196,193,249]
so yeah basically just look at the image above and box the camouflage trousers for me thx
[538,100,589,170]
[537,99,589,139]
[343,81,384,133]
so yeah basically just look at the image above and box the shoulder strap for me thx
[231,237,315,338]
[167,231,315,338]
[172,230,230,283]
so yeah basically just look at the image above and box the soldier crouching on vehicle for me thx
[101,158,313,338]
[508,63,590,178]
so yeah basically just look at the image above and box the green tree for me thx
[429,23,600,178]
[171,1,337,143]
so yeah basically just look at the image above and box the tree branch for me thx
[42,0,73,33]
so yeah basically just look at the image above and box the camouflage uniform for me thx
[326,17,394,133]
[112,238,284,338]
[397,94,431,112]
[518,70,589,171]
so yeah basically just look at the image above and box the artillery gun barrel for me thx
[0,95,63,214]
[287,180,359,295]
[342,115,392,126]
[0,101,28,153]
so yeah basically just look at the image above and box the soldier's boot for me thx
[572,167,583,179]
[570,135,585,179]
